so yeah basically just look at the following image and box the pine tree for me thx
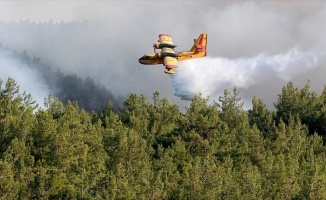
[248,96,276,139]
[105,128,153,199]
[274,81,325,137]
[0,160,19,199]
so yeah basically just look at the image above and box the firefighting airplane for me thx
[139,33,207,74]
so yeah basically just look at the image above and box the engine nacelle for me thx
[154,43,177,49]
[162,52,178,58]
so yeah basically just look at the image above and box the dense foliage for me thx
[1,78,326,199]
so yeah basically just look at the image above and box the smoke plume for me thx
[1,1,326,109]
[0,48,50,106]
[171,48,324,101]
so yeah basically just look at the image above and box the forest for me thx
[1,77,326,199]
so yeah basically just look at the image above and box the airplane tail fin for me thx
[189,33,207,56]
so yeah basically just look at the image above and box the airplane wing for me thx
[156,34,178,74]
[154,34,177,49]
[163,56,177,74]
[158,34,173,45]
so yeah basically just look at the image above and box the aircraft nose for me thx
[139,58,143,64]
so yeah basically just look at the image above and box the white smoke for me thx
[171,48,324,100]
[0,49,50,107]
[1,1,326,109]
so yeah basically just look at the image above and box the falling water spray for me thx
[170,48,325,100]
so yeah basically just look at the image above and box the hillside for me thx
[0,45,124,112]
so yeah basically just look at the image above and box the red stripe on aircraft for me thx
[159,34,171,37]
[165,65,177,69]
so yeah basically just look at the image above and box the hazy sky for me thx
[1,1,326,109]
[0,1,324,23]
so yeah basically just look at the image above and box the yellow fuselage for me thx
[138,51,205,65]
